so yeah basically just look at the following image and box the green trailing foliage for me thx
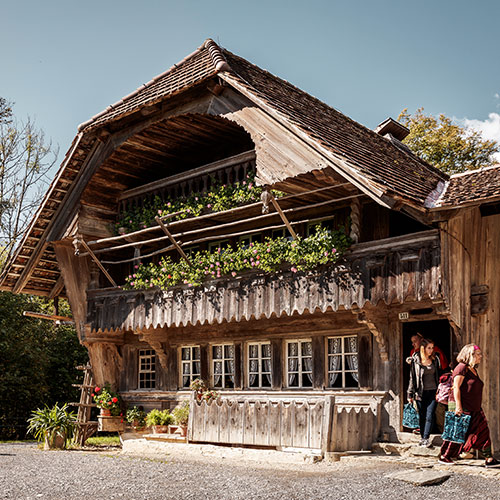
[124,227,350,290]
[171,401,190,426]
[26,403,76,449]
[115,172,284,234]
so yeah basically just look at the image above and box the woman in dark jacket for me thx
[407,338,441,447]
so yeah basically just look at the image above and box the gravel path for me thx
[1,442,499,500]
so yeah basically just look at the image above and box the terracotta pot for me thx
[44,432,65,450]
[178,425,187,437]
[153,425,169,434]
[100,408,112,417]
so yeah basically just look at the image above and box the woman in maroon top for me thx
[439,344,499,467]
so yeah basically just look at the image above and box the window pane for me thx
[183,363,190,374]
[301,342,312,356]
[193,362,200,376]
[182,376,190,388]
[345,371,359,388]
[302,373,313,387]
[288,342,298,356]
[182,347,191,360]
[345,336,358,354]
[249,359,259,373]
[213,345,222,359]
[328,338,342,354]
[249,344,258,358]
[193,347,200,360]
[224,345,234,359]
[214,361,222,374]
[262,344,271,358]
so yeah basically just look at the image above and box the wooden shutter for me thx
[200,344,210,385]
[233,342,242,389]
[271,338,283,390]
[312,335,325,389]
[120,345,138,391]
[357,333,372,390]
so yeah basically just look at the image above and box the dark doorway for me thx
[402,319,452,411]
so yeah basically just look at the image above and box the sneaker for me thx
[412,428,421,435]
[438,456,455,465]
[485,458,500,468]
[419,438,431,447]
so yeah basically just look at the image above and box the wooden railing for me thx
[187,393,385,452]
[118,150,255,212]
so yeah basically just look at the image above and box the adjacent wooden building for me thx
[2,39,499,454]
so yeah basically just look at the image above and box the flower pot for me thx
[44,432,66,450]
[98,415,124,432]
[100,409,112,417]
[177,425,188,437]
[152,425,169,434]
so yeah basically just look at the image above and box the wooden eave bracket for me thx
[352,308,389,362]
[138,329,168,370]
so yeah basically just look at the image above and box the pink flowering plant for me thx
[115,172,283,234]
[124,227,350,290]
[93,384,121,416]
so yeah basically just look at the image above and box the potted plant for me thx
[190,378,220,404]
[126,406,146,430]
[171,401,189,437]
[93,384,124,432]
[93,384,121,416]
[27,403,76,450]
[145,409,174,433]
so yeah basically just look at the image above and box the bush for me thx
[145,409,174,427]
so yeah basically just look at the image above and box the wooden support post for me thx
[75,238,117,288]
[262,189,298,240]
[155,216,192,266]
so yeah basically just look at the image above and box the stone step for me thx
[373,441,440,458]
[396,432,443,446]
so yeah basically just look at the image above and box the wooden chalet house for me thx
[2,39,500,454]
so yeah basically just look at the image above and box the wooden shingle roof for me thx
[434,164,500,208]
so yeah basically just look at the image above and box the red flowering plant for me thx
[92,384,121,416]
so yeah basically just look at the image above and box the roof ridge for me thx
[78,40,216,132]
[449,163,500,178]
[203,39,231,72]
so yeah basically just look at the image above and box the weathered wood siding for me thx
[87,230,441,333]
[442,209,500,451]
[188,393,383,452]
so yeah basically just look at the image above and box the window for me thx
[286,339,313,388]
[212,344,234,388]
[138,349,156,389]
[180,346,201,388]
[248,342,272,388]
[307,217,334,236]
[208,240,230,253]
[239,232,262,248]
[271,228,293,240]
[327,336,359,388]
[184,246,200,257]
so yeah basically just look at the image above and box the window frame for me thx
[246,341,272,389]
[179,345,201,389]
[211,343,235,389]
[238,232,262,249]
[306,216,335,236]
[285,338,313,389]
[326,335,359,389]
[138,348,156,390]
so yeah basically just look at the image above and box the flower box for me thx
[98,415,124,432]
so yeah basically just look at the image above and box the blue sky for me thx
[2,0,500,167]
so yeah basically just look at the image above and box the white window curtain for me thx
[345,337,359,383]
[328,338,342,386]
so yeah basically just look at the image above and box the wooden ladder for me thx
[71,363,98,446]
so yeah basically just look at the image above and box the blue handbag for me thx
[402,403,420,429]
[441,411,472,444]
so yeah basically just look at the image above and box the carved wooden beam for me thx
[349,197,362,244]
[138,329,168,370]
[352,309,389,362]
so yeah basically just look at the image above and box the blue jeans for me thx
[417,390,437,439]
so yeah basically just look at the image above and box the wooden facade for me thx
[2,39,500,454]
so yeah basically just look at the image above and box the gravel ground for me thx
[1,442,499,500]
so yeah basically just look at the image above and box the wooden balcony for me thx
[86,229,441,334]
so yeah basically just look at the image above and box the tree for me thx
[0,98,57,266]
[0,292,88,439]
[398,108,499,175]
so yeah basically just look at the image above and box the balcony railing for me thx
[86,230,441,333]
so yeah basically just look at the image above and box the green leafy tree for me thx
[0,292,88,439]
[399,108,499,175]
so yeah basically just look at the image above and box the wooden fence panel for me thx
[254,401,269,446]
[281,401,294,447]
[293,402,309,448]
[268,401,281,447]
[243,400,255,445]
[218,400,231,443]
[229,401,244,443]
[309,400,324,449]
